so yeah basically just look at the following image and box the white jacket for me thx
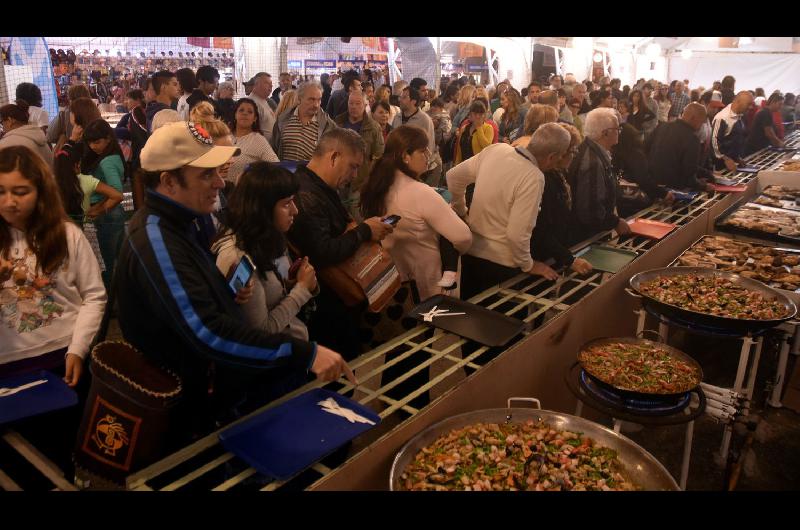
[1,223,106,364]
[446,143,545,272]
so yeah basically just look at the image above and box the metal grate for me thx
[124,132,800,492]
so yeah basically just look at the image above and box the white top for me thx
[229,132,280,183]
[249,93,277,143]
[176,93,191,121]
[27,106,50,129]
[446,143,545,272]
[382,171,472,301]
[1,223,107,365]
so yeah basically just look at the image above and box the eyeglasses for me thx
[605,126,623,133]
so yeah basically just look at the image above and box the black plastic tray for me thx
[409,295,526,347]
[715,200,800,247]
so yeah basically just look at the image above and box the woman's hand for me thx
[86,202,107,220]
[64,353,83,387]
[69,124,84,142]
[296,257,318,292]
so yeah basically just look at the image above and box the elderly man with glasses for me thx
[566,108,632,245]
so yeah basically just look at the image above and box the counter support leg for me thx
[680,420,694,491]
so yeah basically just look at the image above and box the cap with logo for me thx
[710,90,725,109]
[140,121,240,172]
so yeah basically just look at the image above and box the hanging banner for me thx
[288,60,303,69]
[213,37,233,49]
[361,37,389,52]
[459,43,484,58]
[305,59,336,69]
[187,37,211,48]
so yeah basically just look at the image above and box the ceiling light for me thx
[680,49,693,59]
[645,43,662,58]
[593,52,603,63]
[739,37,753,46]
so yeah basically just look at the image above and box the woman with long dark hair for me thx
[627,89,656,132]
[53,148,123,227]
[80,119,126,288]
[214,162,317,340]
[0,145,106,384]
[227,97,279,184]
[496,88,526,143]
[359,125,472,411]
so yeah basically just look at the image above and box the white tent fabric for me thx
[668,52,800,95]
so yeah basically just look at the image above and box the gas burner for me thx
[642,306,764,338]
[579,370,691,416]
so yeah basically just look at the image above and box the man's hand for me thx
[528,261,559,281]
[311,345,357,384]
[705,182,717,192]
[570,257,593,275]
[662,191,676,203]
[364,217,394,242]
[724,157,738,172]
[64,353,83,387]
[616,218,632,236]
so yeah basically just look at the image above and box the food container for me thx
[389,398,679,491]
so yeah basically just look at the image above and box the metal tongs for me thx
[0,379,47,398]
[418,305,466,322]
[317,397,376,425]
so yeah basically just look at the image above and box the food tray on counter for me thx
[715,200,800,246]
[753,185,800,211]
[670,235,800,303]
[574,245,638,274]
[409,295,526,347]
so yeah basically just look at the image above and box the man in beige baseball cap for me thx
[115,120,356,443]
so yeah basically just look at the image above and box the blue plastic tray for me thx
[0,370,78,426]
[218,388,380,480]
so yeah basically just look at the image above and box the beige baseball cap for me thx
[140,121,240,172]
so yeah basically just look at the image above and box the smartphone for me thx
[228,255,255,295]
[288,257,303,280]
[382,214,401,226]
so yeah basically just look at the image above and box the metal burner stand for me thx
[565,363,704,490]
[767,321,800,408]
[630,302,763,467]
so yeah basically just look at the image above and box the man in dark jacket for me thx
[325,70,361,119]
[116,121,354,441]
[567,108,632,245]
[287,129,393,358]
[647,103,715,191]
[334,89,385,218]
[271,72,296,105]
[145,70,179,132]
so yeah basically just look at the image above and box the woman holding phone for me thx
[213,162,317,340]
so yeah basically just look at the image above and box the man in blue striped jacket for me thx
[115,121,355,441]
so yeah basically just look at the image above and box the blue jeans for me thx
[94,204,126,289]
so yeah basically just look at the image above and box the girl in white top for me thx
[359,125,472,301]
[0,145,106,386]
[213,162,317,340]
[228,98,279,183]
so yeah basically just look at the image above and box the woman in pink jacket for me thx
[360,125,472,413]
[360,125,472,302]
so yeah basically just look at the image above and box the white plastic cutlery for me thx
[0,379,47,398]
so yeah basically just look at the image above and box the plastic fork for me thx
[0,379,47,398]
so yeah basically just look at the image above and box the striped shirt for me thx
[279,108,320,162]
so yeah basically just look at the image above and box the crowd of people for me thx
[1,64,798,480]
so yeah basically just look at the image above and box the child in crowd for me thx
[53,148,123,227]
[80,119,127,288]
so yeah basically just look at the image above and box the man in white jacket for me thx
[446,122,571,300]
